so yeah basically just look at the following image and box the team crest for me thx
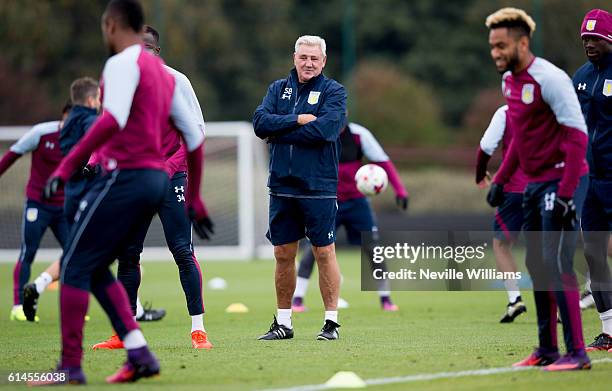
[307,91,321,105]
[26,208,38,222]
[521,83,535,104]
[603,79,612,97]
[586,19,596,31]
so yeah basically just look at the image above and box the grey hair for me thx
[294,35,327,56]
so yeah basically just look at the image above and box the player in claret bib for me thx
[92,24,214,351]
[486,8,590,371]
[476,106,528,323]
[21,78,165,324]
[33,0,208,385]
[0,104,71,322]
[19,78,101,323]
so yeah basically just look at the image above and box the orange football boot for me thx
[93,334,124,350]
[191,330,213,349]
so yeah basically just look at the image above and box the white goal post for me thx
[0,122,274,262]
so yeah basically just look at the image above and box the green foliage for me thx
[0,0,106,123]
[156,0,299,120]
[0,0,608,146]
[371,168,491,213]
[351,61,449,146]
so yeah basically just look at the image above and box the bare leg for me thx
[493,238,518,274]
[45,260,61,281]
[274,242,298,309]
[494,238,522,303]
[313,243,340,310]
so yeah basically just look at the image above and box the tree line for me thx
[0,0,607,145]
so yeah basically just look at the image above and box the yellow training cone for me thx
[225,303,249,313]
[324,371,366,388]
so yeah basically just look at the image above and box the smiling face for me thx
[582,35,611,63]
[293,44,327,83]
[489,27,523,74]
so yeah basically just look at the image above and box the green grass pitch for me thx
[0,250,609,390]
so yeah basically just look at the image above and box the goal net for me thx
[0,122,273,262]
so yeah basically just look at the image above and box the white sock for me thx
[294,277,310,298]
[325,310,338,324]
[377,290,391,297]
[600,309,612,335]
[584,276,591,293]
[504,279,521,303]
[191,314,205,332]
[34,272,53,294]
[135,297,144,319]
[277,308,292,329]
[12,304,22,311]
[123,329,147,350]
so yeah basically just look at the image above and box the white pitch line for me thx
[258,358,612,391]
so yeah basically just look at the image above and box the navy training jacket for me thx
[59,105,98,181]
[253,69,347,196]
[573,53,612,178]
[59,105,98,157]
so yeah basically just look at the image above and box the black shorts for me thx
[493,192,523,242]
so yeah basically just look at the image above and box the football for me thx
[355,164,388,196]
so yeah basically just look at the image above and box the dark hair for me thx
[106,0,144,32]
[62,100,73,115]
[70,77,99,106]
[144,25,160,45]
[489,20,531,39]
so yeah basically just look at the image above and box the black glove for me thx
[82,164,97,180]
[189,211,215,240]
[552,196,577,230]
[486,183,505,207]
[43,176,63,200]
[396,195,409,211]
[476,167,487,184]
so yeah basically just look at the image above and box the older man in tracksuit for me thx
[572,8,612,352]
[253,35,346,341]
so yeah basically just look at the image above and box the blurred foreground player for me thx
[292,122,408,312]
[34,0,207,384]
[22,81,164,324]
[21,77,100,323]
[92,24,213,350]
[573,8,612,352]
[0,104,71,322]
[486,8,591,370]
[476,105,527,323]
[253,35,346,340]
